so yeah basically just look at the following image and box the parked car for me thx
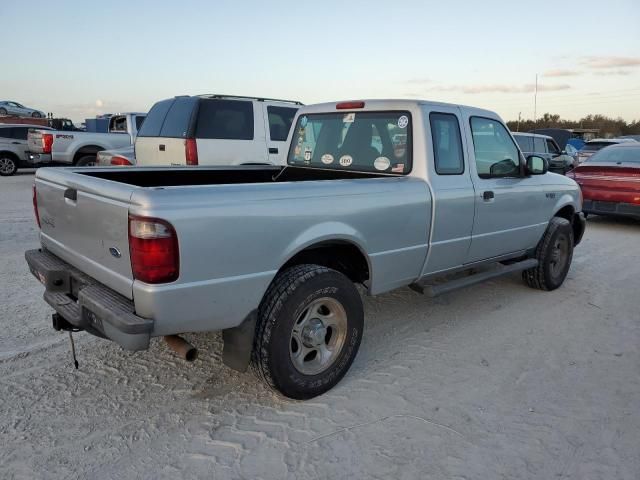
[0,124,53,176]
[27,112,146,166]
[97,145,135,166]
[26,99,585,399]
[513,132,576,174]
[568,142,640,220]
[576,138,634,164]
[0,101,45,118]
[135,95,301,166]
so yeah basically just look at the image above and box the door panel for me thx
[264,104,299,165]
[421,107,476,275]
[465,116,548,263]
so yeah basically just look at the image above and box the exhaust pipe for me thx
[164,335,198,362]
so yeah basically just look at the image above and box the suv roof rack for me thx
[196,94,303,106]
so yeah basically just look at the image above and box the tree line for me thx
[507,113,640,137]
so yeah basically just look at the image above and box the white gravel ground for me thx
[1,172,639,479]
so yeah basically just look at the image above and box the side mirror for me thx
[526,155,548,175]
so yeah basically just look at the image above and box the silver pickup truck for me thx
[26,99,585,399]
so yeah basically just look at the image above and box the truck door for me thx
[464,115,548,263]
[420,107,476,275]
[263,104,299,165]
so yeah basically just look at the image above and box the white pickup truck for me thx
[27,112,146,166]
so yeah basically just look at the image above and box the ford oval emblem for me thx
[109,247,122,258]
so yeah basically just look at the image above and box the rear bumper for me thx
[25,249,153,350]
[583,200,640,220]
[27,153,52,165]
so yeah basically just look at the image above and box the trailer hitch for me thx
[52,314,81,369]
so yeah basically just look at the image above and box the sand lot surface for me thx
[1,172,639,479]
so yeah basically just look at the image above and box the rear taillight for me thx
[128,215,179,284]
[42,133,53,154]
[185,138,198,165]
[32,184,41,228]
[110,156,132,166]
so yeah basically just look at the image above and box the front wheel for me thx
[523,217,574,291]
[252,264,364,399]
[0,108,7,116]
[0,155,18,176]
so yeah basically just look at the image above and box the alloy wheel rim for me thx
[289,297,348,375]
[0,157,15,174]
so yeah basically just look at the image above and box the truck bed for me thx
[80,165,388,187]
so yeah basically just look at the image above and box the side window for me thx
[430,112,464,175]
[0,127,12,139]
[135,115,146,130]
[137,99,174,137]
[514,135,533,152]
[159,97,197,138]
[470,117,521,178]
[267,106,297,142]
[196,99,254,140]
[546,139,560,154]
[533,137,546,154]
[11,127,28,140]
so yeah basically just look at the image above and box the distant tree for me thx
[507,113,640,137]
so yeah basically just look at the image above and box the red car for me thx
[568,142,640,220]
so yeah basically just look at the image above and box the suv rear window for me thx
[287,111,412,174]
[267,106,298,141]
[137,99,174,137]
[514,135,533,152]
[160,97,198,138]
[195,99,254,140]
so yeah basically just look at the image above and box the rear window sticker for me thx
[300,116,308,128]
[374,156,391,171]
[339,155,353,167]
[397,115,409,129]
[321,153,334,165]
[343,113,356,123]
[394,145,406,158]
[392,163,405,172]
[294,145,301,156]
[304,148,312,162]
[297,136,303,145]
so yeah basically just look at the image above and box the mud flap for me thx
[222,311,257,372]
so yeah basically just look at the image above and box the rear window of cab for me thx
[287,111,412,174]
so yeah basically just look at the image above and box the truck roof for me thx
[194,94,303,106]
[297,99,499,118]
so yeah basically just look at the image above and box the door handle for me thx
[483,191,494,201]
[159,144,165,151]
[12,141,21,144]
[268,147,278,154]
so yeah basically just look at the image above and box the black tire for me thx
[75,155,97,167]
[523,217,574,291]
[0,154,18,176]
[252,264,364,400]
[31,111,41,118]
[0,108,7,116]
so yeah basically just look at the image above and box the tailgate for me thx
[28,129,46,153]
[135,137,186,166]
[35,169,136,299]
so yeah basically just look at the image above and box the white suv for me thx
[135,95,301,166]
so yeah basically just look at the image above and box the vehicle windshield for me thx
[581,141,616,152]
[586,146,640,164]
[287,111,412,174]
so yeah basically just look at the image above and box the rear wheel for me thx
[75,155,97,167]
[523,217,574,291]
[0,108,7,116]
[31,111,42,118]
[0,155,18,176]
[252,264,364,399]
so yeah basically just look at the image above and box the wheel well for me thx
[554,205,574,222]
[0,150,19,161]
[73,146,104,164]
[280,241,370,284]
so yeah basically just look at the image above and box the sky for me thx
[1,0,639,124]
